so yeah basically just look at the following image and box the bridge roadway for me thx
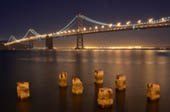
[4,21,170,46]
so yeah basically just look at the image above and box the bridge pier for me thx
[76,34,84,49]
[45,36,53,50]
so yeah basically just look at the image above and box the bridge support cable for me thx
[58,16,77,32]
[23,29,41,38]
[57,14,111,33]
[79,15,110,26]
[30,29,41,36]
[8,35,17,42]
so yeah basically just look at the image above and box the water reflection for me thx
[94,84,103,107]
[59,87,67,112]
[96,108,113,112]
[146,100,160,112]
[1,50,170,112]
[16,100,30,112]
[94,84,103,96]
[72,94,83,112]
[115,90,126,112]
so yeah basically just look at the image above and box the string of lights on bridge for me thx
[4,15,170,46]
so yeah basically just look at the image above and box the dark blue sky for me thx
[1,0,170,46]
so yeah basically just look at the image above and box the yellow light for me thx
[84,46,142,49]
[95,26,98,30]
[117,22,121,26]
[109,24,112,28]
[137,20,142,24]
[148,18,153,23]
[48,33,53,36]
[72,29,75,32]
[161,18,166,22]
[77,29,80,32]
[89,27,92,30]
[68,30,71,33]
[83,27,86,31]
[126,21,131,25]
[101,25,104,29]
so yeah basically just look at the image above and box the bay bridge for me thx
[4,14,170,49]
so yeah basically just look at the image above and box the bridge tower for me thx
[45,36,53,49]
[76,14,84,49]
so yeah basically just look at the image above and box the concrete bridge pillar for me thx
[45,36,53,49]
[76,34,84,49]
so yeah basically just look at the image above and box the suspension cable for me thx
[8,35,16,42]
[79,15,111,26]
[58,16,77,32]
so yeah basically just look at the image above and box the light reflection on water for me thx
[1,50,170,112]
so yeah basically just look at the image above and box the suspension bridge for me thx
[4,14,170,49]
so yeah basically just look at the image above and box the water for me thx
[1,50,170,112]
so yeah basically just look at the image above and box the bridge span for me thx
[4,14,170,49]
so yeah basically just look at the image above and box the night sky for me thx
[1,0,170,47]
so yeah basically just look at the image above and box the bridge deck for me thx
[4,21,170,46]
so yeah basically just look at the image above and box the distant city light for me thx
[85,46,142,49]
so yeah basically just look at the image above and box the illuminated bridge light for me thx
[161,18,166,22]
[41,34,46,38]
[117,22,121,26]
[148,18,154,23]
[68,30,71,33]
[137,20,142,24]
[83,27,86,31]
[4,15,170,46]
[48,33,53,36]
[72,29,75,32]
[109,24,113,28]
[95,26,98,30]
[126,21,131,25]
